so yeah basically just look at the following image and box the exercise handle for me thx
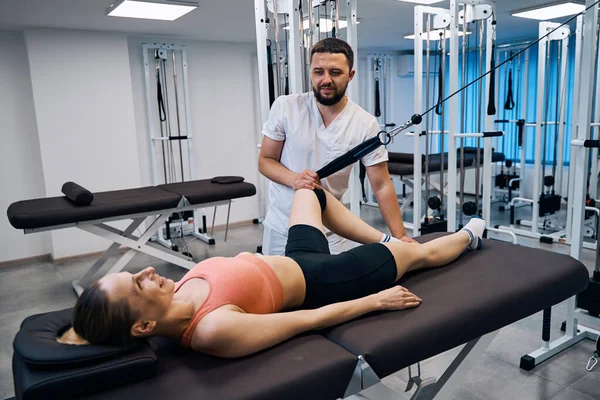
[487,43,496,116]
[517,119,525,147]
[483,131,503,138]
[585,140,600,148]
[375,80,381,117]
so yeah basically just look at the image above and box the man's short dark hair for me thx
[310,38,354,71]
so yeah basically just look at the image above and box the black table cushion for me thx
[158,179,256,205]
[80,335,357,400]
[7,186,182,230]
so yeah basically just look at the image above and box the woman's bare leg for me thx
[382,218,485,281]
[288,188,385,244]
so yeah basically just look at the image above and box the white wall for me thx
[1,29,262,264]
[0,30,50,263]
[127,37,262,227]
[25,29,141,259]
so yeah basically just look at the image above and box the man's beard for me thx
[313,83,347,106]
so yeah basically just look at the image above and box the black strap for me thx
[375,79,381,117]
[504,68,515,110]
[267,40,275,107]
[517,119,525,147]
[487,43,496,116]
[285,66,289,95]
[316,136,383,179]
[436,62,444,115]
[374,59,381,117]
[359,163,367,202]
[156,69,166,122]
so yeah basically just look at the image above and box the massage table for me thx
[7,178,256,295]
[11,234,588,400]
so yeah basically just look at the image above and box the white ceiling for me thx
[0,0,580,51]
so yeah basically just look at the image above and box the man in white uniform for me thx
[258,38,411,255]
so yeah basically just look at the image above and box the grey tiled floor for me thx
[3,203,600,399]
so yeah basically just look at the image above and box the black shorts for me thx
[285,224,398,309]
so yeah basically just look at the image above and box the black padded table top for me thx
[158,179,256,205]
[80,335,357,400]
[7,179,257,230]
[7,187,182,230]
[387,151,505,176]
[325,233,589,379]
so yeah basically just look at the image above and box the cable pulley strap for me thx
[375,79,381,117]
[504,68,515,110]
[517,119,525,147]
[374,59,381,117]
[487,43,496,116]
[267,40,276,107]
[156,70,167,122]
[436,62,443,115]
[359,163,368,202]
[316,136,382,179]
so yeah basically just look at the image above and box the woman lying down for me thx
[60,187,484,358]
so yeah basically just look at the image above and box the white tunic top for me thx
[262,92,388,238]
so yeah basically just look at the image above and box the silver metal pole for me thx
[566,15,584,241]
[591,27,600,200]
[448,0,459,231]
[482,13,495,224]
[156,54,169,184]
[288,0,304,93]
[160,57,175,183]
[172,50,185,182]
[298,0,307,91]
[533,23,551,233]
[414,7,425,234]
[520,49,528,191]
[273,0,283,96]
[475,19,484,214]
[555,35,569,196]
[306,0,316,91]
[573,1,599,258]
[440,32,447,218]
[143,44,158,185]
[459,5,467,226]
[425,16,432,217]
[570,0,598,337]
[333,0,340,37]
[346,0,360,217]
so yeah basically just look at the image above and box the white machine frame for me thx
[521,0,600,370]
[142,43,224,247]
[445,0,514,242]
[495,22,572,242]
[492,45,531,206]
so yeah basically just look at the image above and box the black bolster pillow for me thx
[61,182,94,205]
[211,176,245,184]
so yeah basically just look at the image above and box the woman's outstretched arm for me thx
[192,286,421,358]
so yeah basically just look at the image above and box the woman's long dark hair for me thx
[72,280,140,345]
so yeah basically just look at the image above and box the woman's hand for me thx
[372,286,422,311]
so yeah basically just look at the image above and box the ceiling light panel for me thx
[106,0,198,21]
